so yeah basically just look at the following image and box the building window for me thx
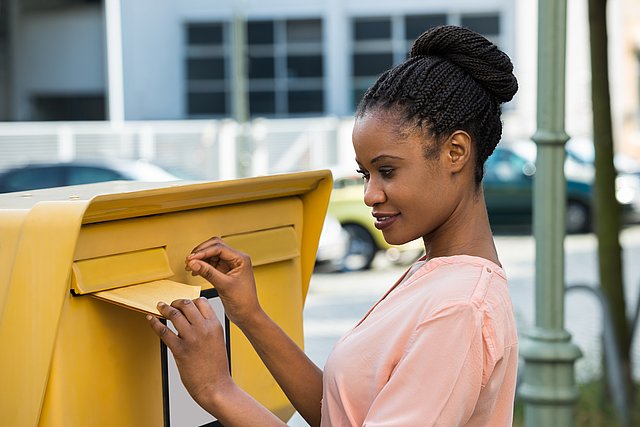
[351,17,394,109]
[351,13,501,110]
[31,94,105,121]
[248,18,324,117]
[405,14,447,41]
[186,18,324,118]
[460,14,500,39]
[186,22,230,117]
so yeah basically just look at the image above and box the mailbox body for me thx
[0,171,332,426]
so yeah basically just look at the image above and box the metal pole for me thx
[104,0,125,124]
[518,0,582,425]
[231,8,250,177]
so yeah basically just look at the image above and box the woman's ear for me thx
[443,131,472,174]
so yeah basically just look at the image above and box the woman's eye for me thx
[380,169,394,178]
[355,169,369,180]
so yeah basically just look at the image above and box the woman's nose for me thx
[363,179,386,207]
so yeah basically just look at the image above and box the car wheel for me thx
[566,200,590,234]
[341,223,377,271]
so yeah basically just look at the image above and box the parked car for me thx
[315,214,351,272]
[484,141,640,233]
[327,172,423,271]
[0,159,181,193]
[566,137,640,177]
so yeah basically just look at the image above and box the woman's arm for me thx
[232,306,324,427]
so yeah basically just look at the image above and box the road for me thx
[289,225,640,425]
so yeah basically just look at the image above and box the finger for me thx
[187,259,231,286]
[187,241,240,264]
[170,298,205,325]
[157,301,191,332]
[147,315,181,349]
[190,236,224,255]
[184,255,218,269]
[193,296,217,320]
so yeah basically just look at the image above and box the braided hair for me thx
[356,25,518,184]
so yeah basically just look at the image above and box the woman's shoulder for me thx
[406,254,509,311]
[419,255,505,279]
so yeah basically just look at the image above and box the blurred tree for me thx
[588,0,635,405]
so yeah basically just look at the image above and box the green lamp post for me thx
[231,5,251,178]
[518,0,583,425]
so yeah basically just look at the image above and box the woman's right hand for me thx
[185,237,263,327]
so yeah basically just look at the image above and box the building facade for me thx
[1,0,639,154]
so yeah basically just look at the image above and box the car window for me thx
[0,167,65,192]
[67,166,125,185]
[485,149,528,182]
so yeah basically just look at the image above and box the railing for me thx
[564,282,640,427]
[0,117,357,180]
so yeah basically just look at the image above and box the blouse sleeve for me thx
[362,302,487,426]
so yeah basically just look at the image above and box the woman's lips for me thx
[374,214,399,230]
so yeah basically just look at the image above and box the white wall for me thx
[120,0,183,120]
[15,6,105,120]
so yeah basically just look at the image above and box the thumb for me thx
[189,259,230,287]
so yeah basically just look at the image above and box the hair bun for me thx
[410,25,518,103]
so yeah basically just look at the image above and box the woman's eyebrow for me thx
[371,154,404,165]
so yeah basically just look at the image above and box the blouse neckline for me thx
[347,254,506,333]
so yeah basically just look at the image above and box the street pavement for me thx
[289,225,640,425]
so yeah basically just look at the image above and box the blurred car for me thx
[315,215,351,272]
[0,159,181,193]
[484,141,640,233]
[566,137,640,177]
[327,172,424,271]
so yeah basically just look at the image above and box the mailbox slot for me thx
[222,226,299,266]
[71,247,174,294]
[71,246,200,316]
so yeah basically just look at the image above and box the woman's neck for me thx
[422,190,500,266]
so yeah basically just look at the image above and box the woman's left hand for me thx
[148,298,231,410]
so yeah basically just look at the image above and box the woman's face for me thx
[352,111,465,246]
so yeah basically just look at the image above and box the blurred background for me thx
[1,0,640,425]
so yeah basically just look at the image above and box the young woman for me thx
[149,25,519,426]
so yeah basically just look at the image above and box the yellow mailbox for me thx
[0,170,332,426]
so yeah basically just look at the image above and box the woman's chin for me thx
[382,234,415,247]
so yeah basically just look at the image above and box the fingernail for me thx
[146,315,153,320]
[157,301,166,308]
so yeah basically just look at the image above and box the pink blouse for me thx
[321,255,518,426]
